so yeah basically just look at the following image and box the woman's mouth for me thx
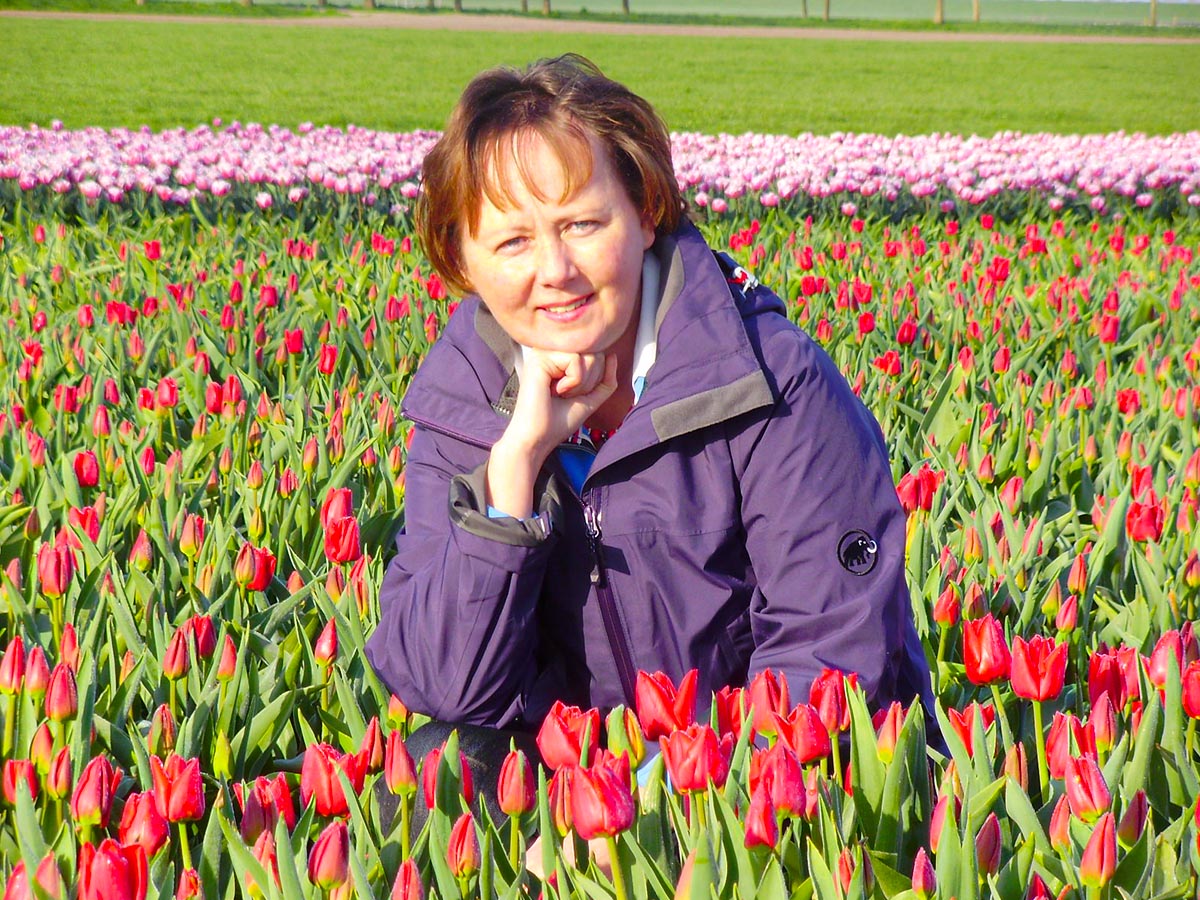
[540,295,594,320]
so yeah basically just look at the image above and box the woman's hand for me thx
[486,349,618,518]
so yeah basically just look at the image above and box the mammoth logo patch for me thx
[838,530,878,576]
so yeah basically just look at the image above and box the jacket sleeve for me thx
[364,424,562,728]
[733,319,934,711]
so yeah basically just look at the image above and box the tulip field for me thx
[0,121,1199,900]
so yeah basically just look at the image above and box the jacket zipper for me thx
[582,493,637,707]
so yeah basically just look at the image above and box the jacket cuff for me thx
[449,461,562,549]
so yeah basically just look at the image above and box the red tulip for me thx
[36,541,75,599]
[175,869,200,900]
[71,755,121,828]
[234,543,276,591]
[1088,645,1140,710]
[1091,691,1118,753]
[1147,630,1187,690]
[24,647,49,697]
[933,584,960,628]
[743,784,777,850]
[771,703,831,764]
[547,765,575,837]
[359,717,384,774]
[150,754,205,823]
[1049,795,1071,852]
[963,614,1010,685]
[911,848,935,899]
[1079,812,1117,888]
[1010,634,1068,701]
[317,343,339,376]
[809,667,856,734]
[4,854,63,900]
[308,820,350,890]
[238,774,297,844]
[314,618,338,667]
[43,662,77,723]
[571,756,635,839]
[161,629,190,681]
[391,858,423,900]
[60,623,79,672]
[659,723,730,792]
[1066,755,1111,823]
[420,745,473,810]
[324,517,362,564]
[1046,712,1097,779]
[1117,789,1147,848]
[447,812,480,878]
[216,635,237,681]
[873,701,904,763]
[634,668,698,740]
[536,701,600,770]
[748,741,806,818]
[148,704,177,759]
[118,791,170,858]
[178,514,205,560]
[46,747,72,800]
[3,759,37,805]
[29,722,53,773]
[976,812,1001,876]
[74,450,100,488]
[1183,660,1200,719]
[746,668,790,738]
[183,615,216,659]
[497,749,535,817]
[384,731,417,797]
[0,635,24,695]
[300,743,367,818]
[77,839,148,900]
[248,831,281,897]
[929,793,960,855]
[712,685,749,741]
[1126,498,1164,542]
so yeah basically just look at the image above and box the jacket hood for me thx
[400,219,783,455]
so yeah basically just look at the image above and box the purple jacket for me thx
[366,220,934,730]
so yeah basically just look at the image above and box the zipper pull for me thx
[583,503,606,587]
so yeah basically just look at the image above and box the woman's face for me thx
[459,130,656,356]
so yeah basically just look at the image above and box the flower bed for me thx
[0,145,1198,897]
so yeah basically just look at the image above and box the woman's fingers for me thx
[551,352,607,398]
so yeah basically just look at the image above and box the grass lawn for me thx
[0,17,1197,134]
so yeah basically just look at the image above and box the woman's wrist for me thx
[485,434,547,519]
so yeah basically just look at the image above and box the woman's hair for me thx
[416,53,684,296]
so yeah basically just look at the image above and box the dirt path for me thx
[4,7,1199,43]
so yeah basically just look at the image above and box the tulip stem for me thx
[830,733,842,793]
[178,821,194,871]
[606,836,630,900]
[1032,700,1050,802]
[935,627,950,691]
[400,796,411,861]
[508,814,521,872]
[2,694,14,758]
[1187,720,1196,760]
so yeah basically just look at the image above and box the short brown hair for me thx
[416,53,684,297]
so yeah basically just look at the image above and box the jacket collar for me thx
[400,220,778,463]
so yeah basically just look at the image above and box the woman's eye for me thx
[569,220,599,233]
[497,236,526,252]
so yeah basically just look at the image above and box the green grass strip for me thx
[1,17,1198,134]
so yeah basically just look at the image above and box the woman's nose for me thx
[535,236,576,286]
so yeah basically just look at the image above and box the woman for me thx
[366,55,934,762]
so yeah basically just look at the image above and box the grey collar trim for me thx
[650,369,775,444]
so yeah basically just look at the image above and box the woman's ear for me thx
[640,214,656,250]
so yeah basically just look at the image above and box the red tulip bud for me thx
[391,858,423,900]
[150,754,206,823]
[1116,789,1147,848]
[497,749,535,817]
[45,663,78,722]
[743,783,778,850]
[571,755,635,840]
[78,839,148,900]
[5,854,64,900]
[161,629,190,681]
[447,812,480,878]
[1049,795,1072,852]
[119,790,170,859]
[548,765,575,837]
[1066,754,1111,824]
[384,731,417,798]
[0,636,25,695]
[3,759,37,805]
[176,868,201,900]
[634,669,698,741]
[314,618,338,667]
[911,848,935,899]
[216,635,237,681]
[1079,812,1117,888]
[46,747,72,800]
[308,820,350,891]
[975,812,1002,876]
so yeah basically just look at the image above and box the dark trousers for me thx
[376,720,543,832]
